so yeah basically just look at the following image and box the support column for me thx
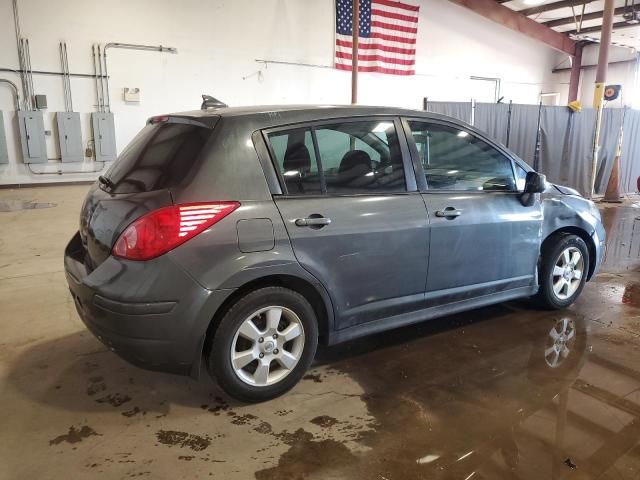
[568,42,583,103]
[351,0,359,105]
[591,0,618,199]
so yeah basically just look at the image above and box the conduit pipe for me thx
[0,78,21,110]
[102,43,178,113]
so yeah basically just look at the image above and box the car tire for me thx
[208,286,318,402]
[536,233,589,310]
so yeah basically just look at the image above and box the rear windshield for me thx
[103,121,211,193]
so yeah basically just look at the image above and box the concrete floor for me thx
[1,186,640,480]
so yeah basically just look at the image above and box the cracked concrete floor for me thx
[1,185,640,480]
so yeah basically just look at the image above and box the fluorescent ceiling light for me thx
[457,131,469,138]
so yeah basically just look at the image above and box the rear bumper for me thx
[64,232,234,375]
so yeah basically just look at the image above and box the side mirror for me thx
[520,171,546,207]
[524,171,547,194]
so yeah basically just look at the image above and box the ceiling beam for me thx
[565,20,640,35]
[543,7,630,28]
[552,58,637,73]
[519,0,598,17]
[448,0,576,55]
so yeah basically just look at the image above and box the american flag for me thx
[335,0,420,76]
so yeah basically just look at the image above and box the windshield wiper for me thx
[98,175,115,191]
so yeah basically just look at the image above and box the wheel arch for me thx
[195,273,334,378]
[542,227,597,281]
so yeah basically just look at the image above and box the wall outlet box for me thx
[123,87,141,103]
[34,94,47,110]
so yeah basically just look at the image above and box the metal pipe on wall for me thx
[64,42,73,111]
[0,78,21,110]
[12,0,27,110]
[97,46,106,113]
[0,67,103,80]
[102,42,178,114]
[92,45,101,112]
[59,42,69,111]
[102,47,111,112]
[470,76,502,103]
[19,39,30,110]
[24,39,35,110]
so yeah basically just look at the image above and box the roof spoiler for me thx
[201,95,228,110]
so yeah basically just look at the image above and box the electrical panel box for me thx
[17,111,48,164]
[91,112,117,163]
[56,112,83,163]
[0,112,9,164]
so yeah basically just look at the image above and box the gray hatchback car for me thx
[64,104,605,402]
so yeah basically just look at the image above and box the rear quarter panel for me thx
[171,117,273,203]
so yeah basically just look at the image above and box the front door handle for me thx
[295,216,332,228]
[435,208,461,219]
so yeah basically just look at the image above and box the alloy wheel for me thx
[551,246,584,300]
[230,306,306,387]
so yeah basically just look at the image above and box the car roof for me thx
[170,104,465,124]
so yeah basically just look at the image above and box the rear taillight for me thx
[112,202,240,261]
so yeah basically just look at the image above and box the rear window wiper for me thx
[98,175,115,191]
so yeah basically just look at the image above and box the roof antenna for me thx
[201,95,228,110]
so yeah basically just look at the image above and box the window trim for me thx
[401,116,522,195]
[261,116,417,197]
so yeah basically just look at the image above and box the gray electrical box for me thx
[35,94,47,110]
[17,111,48,164]
[0,112,8,164]
[91,112,117,162]
[56,112,83,163]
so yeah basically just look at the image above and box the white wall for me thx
[0,0,559,185]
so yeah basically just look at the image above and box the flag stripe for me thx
[372,0,419,12]
[336,63,415,75]
[336,38,415,55]
[369,31,416,44]
[336,33,415,49]
[335,56,415,69]
[372,5,419,19]
[336,51,415,65]
[336,43,415,61]
[370,20,418,34]
[371,8,418,23]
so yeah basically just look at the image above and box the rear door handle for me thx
[435,208,461,219]
[295,217,331,228]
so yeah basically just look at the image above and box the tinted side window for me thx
[409,121,516,192]
[316,121,405,194]
[267,128,322,195]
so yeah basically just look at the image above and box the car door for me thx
[264,118,429,329]
[403,118,543,305]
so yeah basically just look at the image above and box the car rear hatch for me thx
[78,115,219,270]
